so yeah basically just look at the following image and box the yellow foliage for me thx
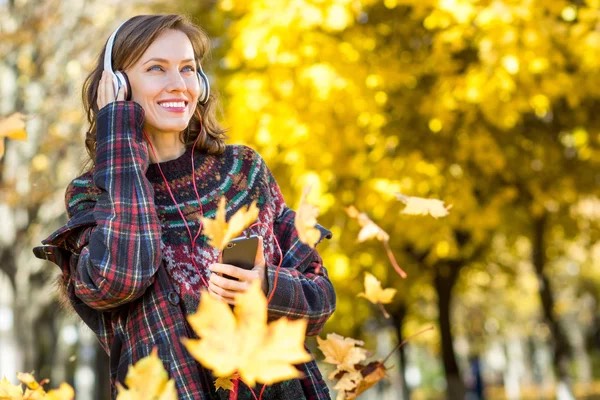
[183,280,312,388]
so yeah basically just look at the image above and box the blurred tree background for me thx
[0,0,598,399]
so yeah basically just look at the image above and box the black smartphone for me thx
[221,236,259,278]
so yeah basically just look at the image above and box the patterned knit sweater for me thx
[38,102,335,400]
[146,144,284,315]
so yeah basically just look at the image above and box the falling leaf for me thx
[316,333,367,374]
[343,362,387,399]
[295,185,321,248]
[0,113,27,141]
[200,197,259,251]
[318,333,388,400]
[116,348,177,400]
[396,193,451,218]
[0,377,23,399]
[344,206,389,242]
[358,273,396,305]
[183,280,312,387]
[345,206,406,278]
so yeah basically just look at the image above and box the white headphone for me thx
[103,19,211,104]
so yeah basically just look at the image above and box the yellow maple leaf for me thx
[294,185,321,248]
[396,193,451,218]
[358,273,396,305]
[200,197,259,251]
[116,348,177,400]
[0,113,27,141]
[183,281,312,387]
[184,291,240,377]
[0,377,23,399]
[45,383,75,400]
[316,333,367,374]
[214,376,235,392]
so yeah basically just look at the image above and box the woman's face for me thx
[125,29,200,137]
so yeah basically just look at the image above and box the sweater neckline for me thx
[146,146,195,181]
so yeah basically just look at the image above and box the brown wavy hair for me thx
[82,14,226,166]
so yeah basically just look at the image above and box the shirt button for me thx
[167,291,180,305]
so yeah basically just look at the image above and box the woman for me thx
[33,14,335,400]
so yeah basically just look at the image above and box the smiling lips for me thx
[159,100,187,112]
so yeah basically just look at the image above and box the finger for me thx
[208,280,236,301]
[207,289,235,305]
[254,236,266,267]
[209,269,248,291]
[96,71,106,109]
[116,83,125,101]
[210,263,249,282]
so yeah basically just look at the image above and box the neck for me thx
[145,132,186,163]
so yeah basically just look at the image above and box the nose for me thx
[166,70,186,91]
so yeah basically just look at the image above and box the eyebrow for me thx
[142,57,196,64]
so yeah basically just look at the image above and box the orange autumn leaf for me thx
[337,361,387,400]
[116,348,177,400]
[396,193,451,218]
[0,113,27,141]
[295,185,321,248]
[358,272,396,305]
[200,197,259,251]
[183,280,312,387]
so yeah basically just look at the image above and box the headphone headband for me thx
[103,21,127,79]
[102,18,210,104]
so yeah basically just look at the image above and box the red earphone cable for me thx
[144,130,209,288]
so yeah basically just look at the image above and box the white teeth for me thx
[160,101,186,108]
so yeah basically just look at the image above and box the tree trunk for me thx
[531,214,573,396]
[390,303,410,400]
[434,262,466,400]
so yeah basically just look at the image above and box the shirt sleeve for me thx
[260,159,336,336]
[69,101,162,310]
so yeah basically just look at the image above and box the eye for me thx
[147,65,164,72]
[181,65,196,73]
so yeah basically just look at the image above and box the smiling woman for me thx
[32,13,335,400]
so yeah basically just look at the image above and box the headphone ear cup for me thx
[197,70,210,105]
[114,71,131,101]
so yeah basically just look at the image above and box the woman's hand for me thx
[97,71,125,110]
[208,236,267,305]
